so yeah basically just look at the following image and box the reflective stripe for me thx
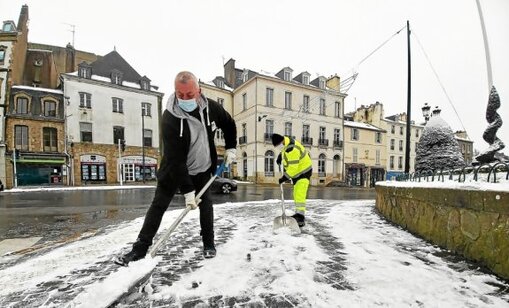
[281,136,313,179]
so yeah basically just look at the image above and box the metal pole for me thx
[141,106,145,183]
[12,150,18,188]
[475,0,493,91]
[118,139,123,186]
[404,20,412,174]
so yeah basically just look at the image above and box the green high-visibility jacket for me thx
[281,136,312,180]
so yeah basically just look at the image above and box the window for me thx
[43,127,58,152]
[142,102,151,116]
[265,120,274,135]
[242,71,248,82]
[319,98,326,115]
[303,74,309,85]
[351,128,359,141]
[15,97,29,114]
[14,125,29,150]
[113,126,124,144]
[242,123,247,137]
[376,150,381,165]
[398,156,403,169]
[334,128,341,144]
[416,129,420,138]
[391,125,395,134]
[284,71,291,81]
[0,49,5,64]
[399,140,403,152]
[266,88,274,107]
[334,101,341,118]
[217,80,224,88]
[303,124,310,139]
[375,132,382,143]
[285,122,292,137]
[43,100,57,117]
[79,92,92,108]
[390,156,394,169]
[319,79,325,89]
[242,93,247,111]
[303,95,310,113]
[284,91,292,110]
[79,67,91,79]
[144,129,152,147]
[353,148,358,163]
[112,98,123,113]
[390,139,395,150]
[264,150,275,176]
[2,21,15,32]
[112,72,122,85]
[400,126,404,135]
[319,127,326,141]
[218,98,224,106]
[80,122,93,142]
[318,154,326,175]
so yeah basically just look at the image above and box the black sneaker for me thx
[203,247,216,259]
[292,213,305,228]
[114,249,146,266]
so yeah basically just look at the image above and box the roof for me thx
[344,121,385,132]
[90,50,142,83]
[12,85,63,95]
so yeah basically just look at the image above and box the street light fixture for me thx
[141,104,146,183]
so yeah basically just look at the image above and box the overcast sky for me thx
[2,0,508,151]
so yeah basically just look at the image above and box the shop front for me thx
[80,154,107,184]
[346,163,366,187]
[120,156,157,182]
[14,155,66,186]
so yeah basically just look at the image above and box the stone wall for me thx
[375,185,509,280]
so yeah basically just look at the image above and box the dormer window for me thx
[140,76,151,91]
[303,75,309,85]
[282,67,293,82]
[2,21,16,32]
[78,62,91,79]
[242,70,248,83]
[111,71,123,85]
[319,78,326,89]
[217,79,224,88]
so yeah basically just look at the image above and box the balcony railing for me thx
[239,136,247,144]
[318,138,329,147]
[301,137,313,146]
[333,140,343,149]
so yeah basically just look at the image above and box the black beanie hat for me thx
[271,133,284,146]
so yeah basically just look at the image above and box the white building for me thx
[61,50,163,185]
[217,59,346,185]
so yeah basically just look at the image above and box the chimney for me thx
[17,5,29,32]
[326,74,340,91]
[224,58,236,88]
[65,43,75,73]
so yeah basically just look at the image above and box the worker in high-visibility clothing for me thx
[272,133,313,227]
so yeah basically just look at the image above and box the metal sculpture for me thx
[475,86,505,163]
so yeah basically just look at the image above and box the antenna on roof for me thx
[62,23,76,47]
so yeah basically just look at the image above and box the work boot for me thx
[114,240,148,266]
[203,246,216,259]
[292,213,305,228]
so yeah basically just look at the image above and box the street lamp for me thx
[254,114,268,183]
[421,103,431,123]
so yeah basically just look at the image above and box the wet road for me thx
[0,184,375,243]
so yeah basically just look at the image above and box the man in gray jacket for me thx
[116,71,237,265]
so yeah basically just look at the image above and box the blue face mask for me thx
[177,98,198,112]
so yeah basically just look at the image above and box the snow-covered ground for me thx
[0,200,508,307]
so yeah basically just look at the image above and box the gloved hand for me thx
[278,176,289,184]
[184,191,201,210]
[225,148,237,166]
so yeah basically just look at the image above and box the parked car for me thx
[210,177,237,194]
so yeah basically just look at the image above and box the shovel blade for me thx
[273,216,301,234]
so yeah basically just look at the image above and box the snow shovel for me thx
[273,183,301,234]
[148,161,226,257]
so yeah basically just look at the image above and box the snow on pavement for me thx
[0,199,507,307]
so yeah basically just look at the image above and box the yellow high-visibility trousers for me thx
[293,178,309,215]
